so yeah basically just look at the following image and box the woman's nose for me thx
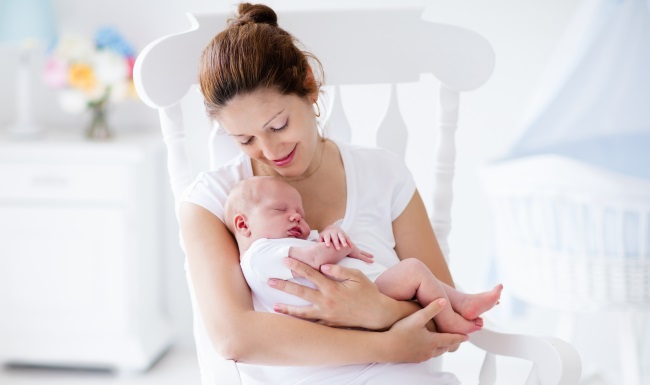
[259,140,281,160]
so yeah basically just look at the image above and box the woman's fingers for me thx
[386,298,469,362]
[279,258,333,288]
[272,302,315,319]
[269,278,320,304]
[320,263,366,281]
[418,298,447,322]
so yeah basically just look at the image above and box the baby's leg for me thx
[374,258,481,334]
[440,282,503,320]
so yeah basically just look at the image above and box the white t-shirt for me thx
[182,140,457,385]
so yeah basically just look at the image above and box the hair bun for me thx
[231,3,278,27]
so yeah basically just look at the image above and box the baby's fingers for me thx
[349,249,374,263]
[320,234,332,247]
[337,233,349,248]
[360,251,374,262]
[329,234,342,250]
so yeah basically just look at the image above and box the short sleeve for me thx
[386,152,417,221]
[241,239,294,283]
[181,153,252,222]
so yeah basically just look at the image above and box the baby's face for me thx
[248,179,311,240]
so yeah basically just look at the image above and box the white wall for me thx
[1,0,583,349]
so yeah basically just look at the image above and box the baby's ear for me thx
[234,214,251,237]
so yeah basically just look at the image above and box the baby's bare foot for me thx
[457,284,503,320]
[434,312,483,334]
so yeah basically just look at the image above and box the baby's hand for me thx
[319,224,350,250]
[319,225,374,263]
[346,246,374,264]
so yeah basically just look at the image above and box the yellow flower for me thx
[67,63,97,92]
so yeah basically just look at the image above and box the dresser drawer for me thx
[0,164,132,202]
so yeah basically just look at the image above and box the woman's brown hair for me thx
[199,3,323,120]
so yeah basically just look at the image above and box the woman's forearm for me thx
[220,300,466,366]
[221,310,391,365]
[181,203,394,365]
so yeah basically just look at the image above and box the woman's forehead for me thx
[218,89,292,133]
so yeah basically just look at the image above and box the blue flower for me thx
[95,27,135,58]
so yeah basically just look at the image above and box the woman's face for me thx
[217,88,320,179]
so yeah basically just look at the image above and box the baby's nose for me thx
[289,212,301,222]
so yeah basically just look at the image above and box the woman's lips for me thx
[273,146,296,167]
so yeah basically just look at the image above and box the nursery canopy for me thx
[505,0,650,179]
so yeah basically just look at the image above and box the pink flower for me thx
[126,56,136,78]
[43,57,68,88]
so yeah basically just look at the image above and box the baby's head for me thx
[225,176,311,253]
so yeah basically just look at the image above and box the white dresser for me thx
[0,131,173,372]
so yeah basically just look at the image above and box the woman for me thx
[180,3,467,384]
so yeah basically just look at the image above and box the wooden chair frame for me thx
[134,7,582,385]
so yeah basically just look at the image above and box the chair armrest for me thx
[469,320,581,385]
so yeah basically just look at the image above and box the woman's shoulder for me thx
[181,153,252,221]
[198,153,251,187]
[336,140,408,173]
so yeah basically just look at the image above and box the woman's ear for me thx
[234,214,251,237]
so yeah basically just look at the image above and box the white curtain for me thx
[503,0,650,179]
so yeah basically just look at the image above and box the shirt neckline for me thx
[243,139,355,231]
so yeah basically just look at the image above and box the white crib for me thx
[482,153,650,385]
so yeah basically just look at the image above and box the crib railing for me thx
[482,154,650,311]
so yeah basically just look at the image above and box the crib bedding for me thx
[505,132,650,180]
[484,144,650,310]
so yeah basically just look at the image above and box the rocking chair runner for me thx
[134,7,581,385]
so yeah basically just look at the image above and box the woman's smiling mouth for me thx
[273,146,296,167]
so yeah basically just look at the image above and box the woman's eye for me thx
[240,137,254,146]
[271,121,288,132]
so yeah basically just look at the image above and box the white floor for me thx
[0,344,532,385]
[0,347,201,385]
[1,305,646,385]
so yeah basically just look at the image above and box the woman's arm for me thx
[271,192,455,330]
[179,202,466,365]
[390,189,463,352]
[392,190,454,287]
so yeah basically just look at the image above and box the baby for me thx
[225,176,502,334]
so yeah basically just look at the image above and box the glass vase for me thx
[86,103,112,140]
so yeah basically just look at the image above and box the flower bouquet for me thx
[43,27,137,140]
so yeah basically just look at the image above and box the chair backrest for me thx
[134,7,494,384]
[135,7,494,259]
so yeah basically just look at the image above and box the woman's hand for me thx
[270,259,400,329]
[384,299,468,362]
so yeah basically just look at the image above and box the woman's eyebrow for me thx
[262,109,285,128]
[226,109,286,137]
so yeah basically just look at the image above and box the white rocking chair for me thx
[134,7,581,385]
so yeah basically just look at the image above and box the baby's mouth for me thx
[288,226,302,238]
